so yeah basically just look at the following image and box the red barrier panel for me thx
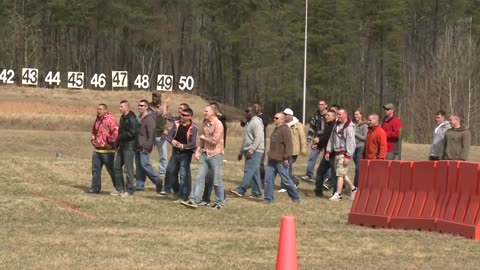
[436,162,480,239]
[390,161,436,230]
[349,160,393,228]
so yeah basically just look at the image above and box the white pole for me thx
[302,0,308,125]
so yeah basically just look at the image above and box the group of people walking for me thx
[87,93,472,207]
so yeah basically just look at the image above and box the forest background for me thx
[1,0,479,144]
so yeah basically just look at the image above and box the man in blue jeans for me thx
[229,106,264,198]
[264,113,300,204]
[135,99,163,194]
[302,100,328,182]
[182,105,225,209]
[165,108,198,203]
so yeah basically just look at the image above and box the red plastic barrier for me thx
[348,160,392,228]
[436,162,480,240]
[390,161,436,230]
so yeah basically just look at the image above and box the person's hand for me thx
[200,135,206,141]
[325,153,330,161]
[283,160,289,167]
[105,144,113,150]
[311,144,318,150]
[343,158,350,166]
[313,137,320,144]
[90,140,96,147]
[237,154,243,161]
[195,150,201,160]
[245,152,253,160]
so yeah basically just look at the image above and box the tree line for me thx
[1,0,480,144]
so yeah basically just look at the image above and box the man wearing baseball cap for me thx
[381,103,403,160]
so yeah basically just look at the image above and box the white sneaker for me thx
[301,176,313,182]
[277,189,287,193]
[329,193,342,201]
[350,188,357,200]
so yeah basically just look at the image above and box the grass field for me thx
[1,87,480,269]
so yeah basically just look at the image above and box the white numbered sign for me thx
[134,74,150,89]
[45,71,61,86]
[67,72,84,89]
[178,75,194,91]
[157,74,173,91]
[22,68,39,86]
[112,71,128,88]
[0,69,15,84]
[90,73,107,88]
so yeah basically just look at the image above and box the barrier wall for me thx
[348,159,480,240]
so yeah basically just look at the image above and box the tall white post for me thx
[302,0,308,125]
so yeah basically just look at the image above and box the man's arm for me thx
[378,130,388,159]
[461,131,472,161]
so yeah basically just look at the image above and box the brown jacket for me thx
[268,124,293,162]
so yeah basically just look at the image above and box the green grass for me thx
[2,129,480,269]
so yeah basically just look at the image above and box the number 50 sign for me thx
[156,75,194,91]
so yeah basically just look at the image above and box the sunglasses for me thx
[181,114,191,117]
[274,117,279,120]
[138,104,147,107]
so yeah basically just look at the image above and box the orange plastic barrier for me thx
[349,159,480,240]
[390,161,436,230]
[436,162,480,240]
[348,160,393,228]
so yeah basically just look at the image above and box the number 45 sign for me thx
[156,75,194,91]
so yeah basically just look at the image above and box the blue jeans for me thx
[306,147,320,178]
[353,146,364,187]
[113,148,135,194]
[155,137,168,177]
[91,151,115,192]
[165,150,192,200]
[191,153,224,205]
[234,151,262,197]
[135,151,162,192]
[264,160,300,203]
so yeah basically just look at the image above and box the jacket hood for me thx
[101,112,115,121]
[287,117,299,127]
[451,126,466,132]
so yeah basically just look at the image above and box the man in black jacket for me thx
[313,109,337,197]
[113,100,138,197]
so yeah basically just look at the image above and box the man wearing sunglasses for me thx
[165,108,198,203]
[135,99,163,194]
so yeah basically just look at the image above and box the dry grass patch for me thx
[1,129,480,270]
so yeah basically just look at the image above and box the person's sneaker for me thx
[323,182,330,191]
[277,189,287,193]
[294,178,300,188]
[301,175,313,182]
[135,187,145,192]
[210,203,224,210]
[156,191,169,196]
[198,201,211,206]
[329,193,342,201]
[350,188,357,200]
[229,189,243,197]
[121,192,134,198]
[110,190,122,196]
[86,188,99,194]
[173,199,185,204]
[181,199,198,208]
[247,194,262,200]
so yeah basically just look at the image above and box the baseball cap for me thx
[283,108,294,116]
[383,103,395,110]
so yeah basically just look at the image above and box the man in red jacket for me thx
[381,103,403,160]
[364,114,387,160]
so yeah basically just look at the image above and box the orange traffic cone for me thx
[276,216,298,270]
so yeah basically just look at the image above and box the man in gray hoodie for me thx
[325,108,357,201]
[135,99,163,194]
[230,107,265,198]
[429,110,451,160]
[443,113,471,161]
